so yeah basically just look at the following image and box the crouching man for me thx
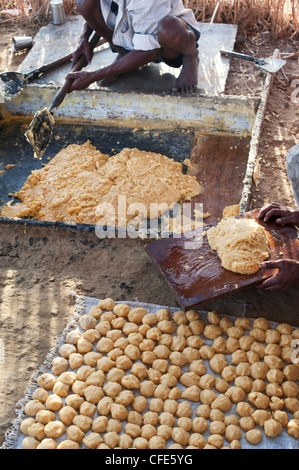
[67,0,201,94]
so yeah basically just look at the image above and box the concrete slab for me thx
[18,16,237,96]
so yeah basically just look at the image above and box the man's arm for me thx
[67,48,162,92]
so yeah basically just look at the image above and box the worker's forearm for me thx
[92,49,162,81]
[80,22,93,41]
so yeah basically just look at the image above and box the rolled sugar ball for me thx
[83,432,103,449]
[83,385,104,404]
[88,305,103,319]
[287,419,299,438]
[253,317,270,331]
[80,401,96,418]
[250,362,269,380]
[248,392,270,410]
[35,410,56,425]
[124,423,141,439]
[69,353,84,370]
[209,354,228,374]
[148,435,166,449]
[113,303,130,317]
[209,420,226,435]
[22,436,40,449]
[225,424,242,442]
[53,381,70,398]
[119,434,133,449]
[239,416,255,432]
[79,314,97,330]
[211,394,232,412]
[133,437,148,449]
[20,417,36,435]
[59,406,78,426]
[51,357,69,376]
[32,388,49,403]
[98,298,115,311]
[189,433,206,449]
[59,371,77,386]
[44,421,65,438]
[66,425,85,443]
[36,438,57,449]
[27,422,46,441]
[45,394,64,412]
[283,364,299,381]
[245,429,262,445]
[172,427,190,446]
[230,440,241,449]
[24,400,45,417]
[192,417,208,434]
[59,343,76,358]
[37,373,57,390]
[264,419,283,437]
[157,424,173,440]
[203,325,222,340]
[73,415,93,432]
[272,410,288,427]
[97,397,113,415]
[196,404,210,419]
[176,401,193,418]
[207,434,223,449]
[65,394,84,410]
[76,366,94,382]
[128,307,147,324]
[66,330,82,346]
[57,439,81,449]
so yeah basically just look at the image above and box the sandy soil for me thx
[0,17,298,445]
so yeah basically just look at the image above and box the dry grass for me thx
[0,0,298,39]
[184,0,299,39]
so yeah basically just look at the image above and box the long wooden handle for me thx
[26,38,108,80]
[49,31,101,113]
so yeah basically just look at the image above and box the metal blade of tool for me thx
[145,209,299,310]
[24,31,102,159]
[220,50,286,74]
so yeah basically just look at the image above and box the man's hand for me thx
[72,39,94,69]
[67,71,97,92]
[258,259,299,290]
[258,202,299,225]
[71,22,94,69]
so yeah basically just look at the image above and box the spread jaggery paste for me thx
[1,141,201,226]
[207,217,270,275]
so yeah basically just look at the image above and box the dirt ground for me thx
[0,17,298,445]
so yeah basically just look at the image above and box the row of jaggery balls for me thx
[19,299,299,448]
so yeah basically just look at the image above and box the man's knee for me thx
[157,16,189,50]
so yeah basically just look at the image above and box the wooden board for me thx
[187,132,252,223]
[145,209,299,310]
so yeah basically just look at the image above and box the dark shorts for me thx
[153,23,201,69]
[110,23,201,69]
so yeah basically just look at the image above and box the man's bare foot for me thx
[172,53,199,93]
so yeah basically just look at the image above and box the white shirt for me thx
[101,0,200,51]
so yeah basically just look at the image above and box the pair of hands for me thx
[258,203,299,290]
